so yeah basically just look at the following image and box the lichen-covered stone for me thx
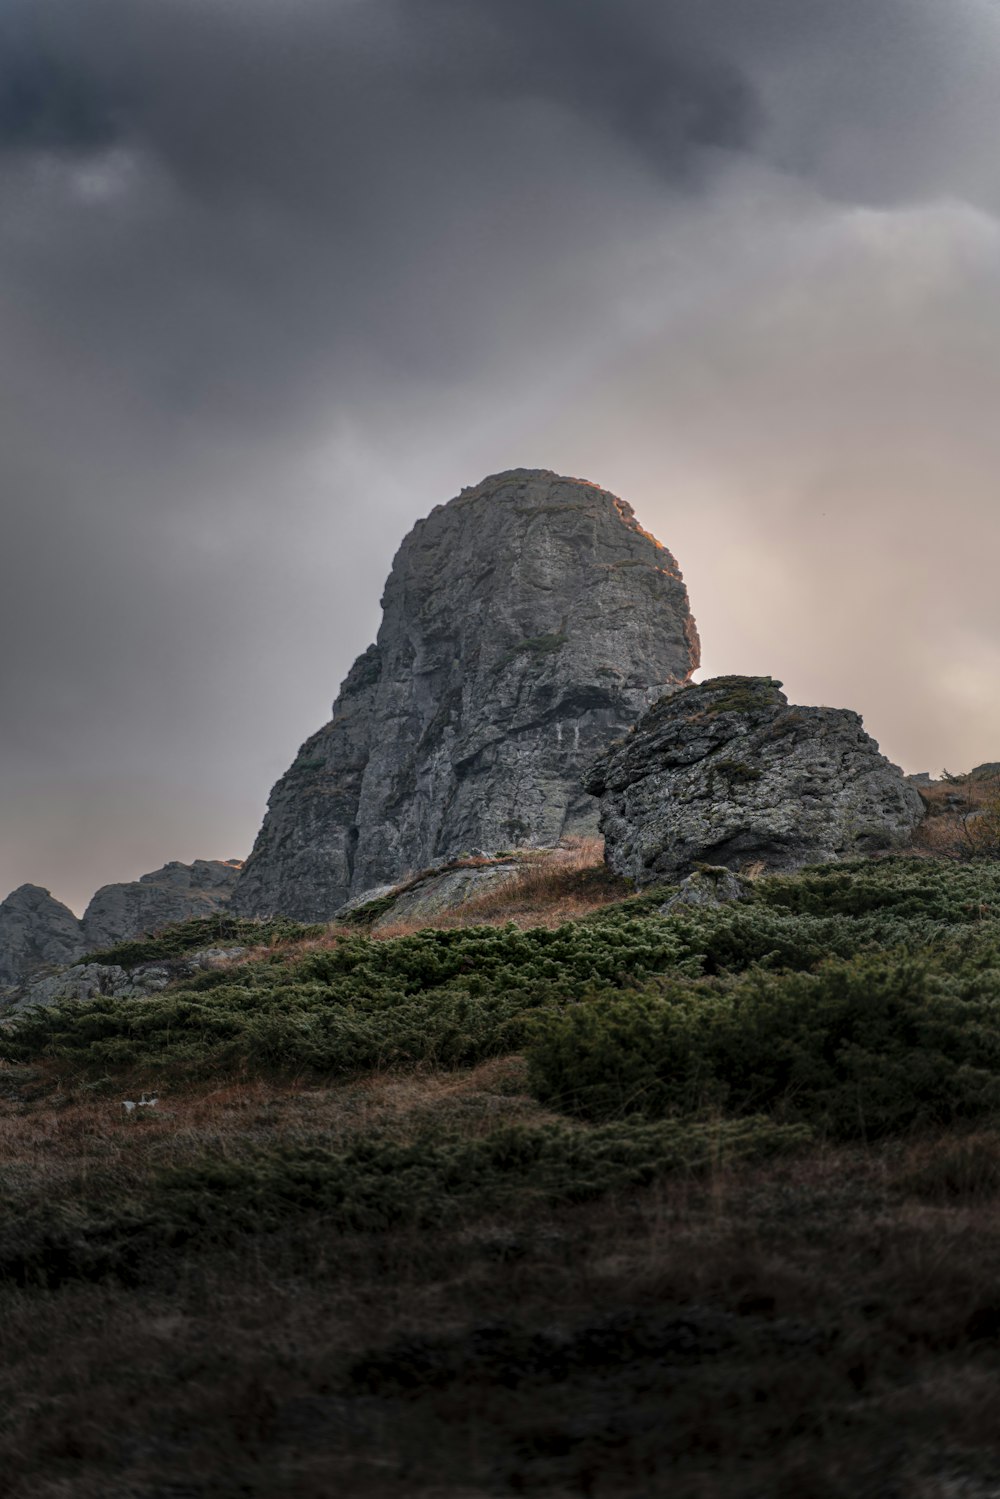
[372,864,521,931]
[659,866,749,912]
[233,469,699,921]
[587,676,925,883]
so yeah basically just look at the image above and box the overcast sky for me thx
[3,0,1000,912]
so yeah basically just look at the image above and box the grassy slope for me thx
[4,852,1000,1496]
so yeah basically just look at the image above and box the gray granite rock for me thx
[335,862,524,930]
[0,885,85,990]
[0,860,242,998]
[334,884,401,921]
[967,763,1000,782]
[587,676,925,884]
[233,469,699,921]
[8,962,167,1011]
[3,946,249,1016]
[81,859,242,950]
[369,864,522,931]
[659,866,749,913]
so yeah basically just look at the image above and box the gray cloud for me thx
[1,0,999,909]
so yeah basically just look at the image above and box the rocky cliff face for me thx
[586,676,925,882]
[233,469,700,920]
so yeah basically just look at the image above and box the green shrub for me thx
[4,921,698,1079]
[528,952,1000,1139]
[83,913,321,968]
[751,858,1000,923]
[11,859,1000,1112]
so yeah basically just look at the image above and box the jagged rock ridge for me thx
[587,675,925,882]
[0,860,242,995]
[233,469,700,921]
[81,859,242,950]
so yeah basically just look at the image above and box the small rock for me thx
[660,866,749,913]
[0,885,85,990]
[81,859,242,950]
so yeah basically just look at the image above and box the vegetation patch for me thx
[13,859,1000,1093]
[0,1116,804,1289]
[82,912,323,968]
[506,631,568,659]
[7,853,1000,1495]
[527,949,1000,1138]
[701,675,785,716]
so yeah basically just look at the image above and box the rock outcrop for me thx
[0,859,242,996]
[659,866,750,913]
[5,946,247,1016]
[337,859,525,933]
[586,676,925,883]
[81,859,242,950]
[233,469,699,921]
[0,885,86,990]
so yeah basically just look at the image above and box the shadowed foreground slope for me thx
[5,852,1000,1497]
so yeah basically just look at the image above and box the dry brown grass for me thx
[241,840,628,959]
[360,838,627,940]
[910,775,1000,860]
[0,1057,553,1196]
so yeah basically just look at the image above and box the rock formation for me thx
[232,469,699,921]
[81,859,242,950]
[0,859,242,995]
[0,886,86,990]
[336,857,525,933]
[6,945,247,1016]
[586,676,925,883]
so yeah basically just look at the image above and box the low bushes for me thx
[84,912,322,967]
[528,951,1000,1138]
[7,860,1000,1143]
[1,920,699,1078]
[750,857,1000,922]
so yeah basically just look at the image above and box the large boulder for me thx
[232,469,700,921]
[586,676,925,883]
[0,885,85,990]
[81,859,242,950]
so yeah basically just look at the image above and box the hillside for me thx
[4,849,1000,1496]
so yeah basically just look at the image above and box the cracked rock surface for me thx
[233,469,699,921]
[586,676,925,884]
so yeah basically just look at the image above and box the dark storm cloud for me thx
[0,0,761,177]
[0,0,978,203]
[1,0,999,909]
[0,0,977,418]
[0,11,125,154]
